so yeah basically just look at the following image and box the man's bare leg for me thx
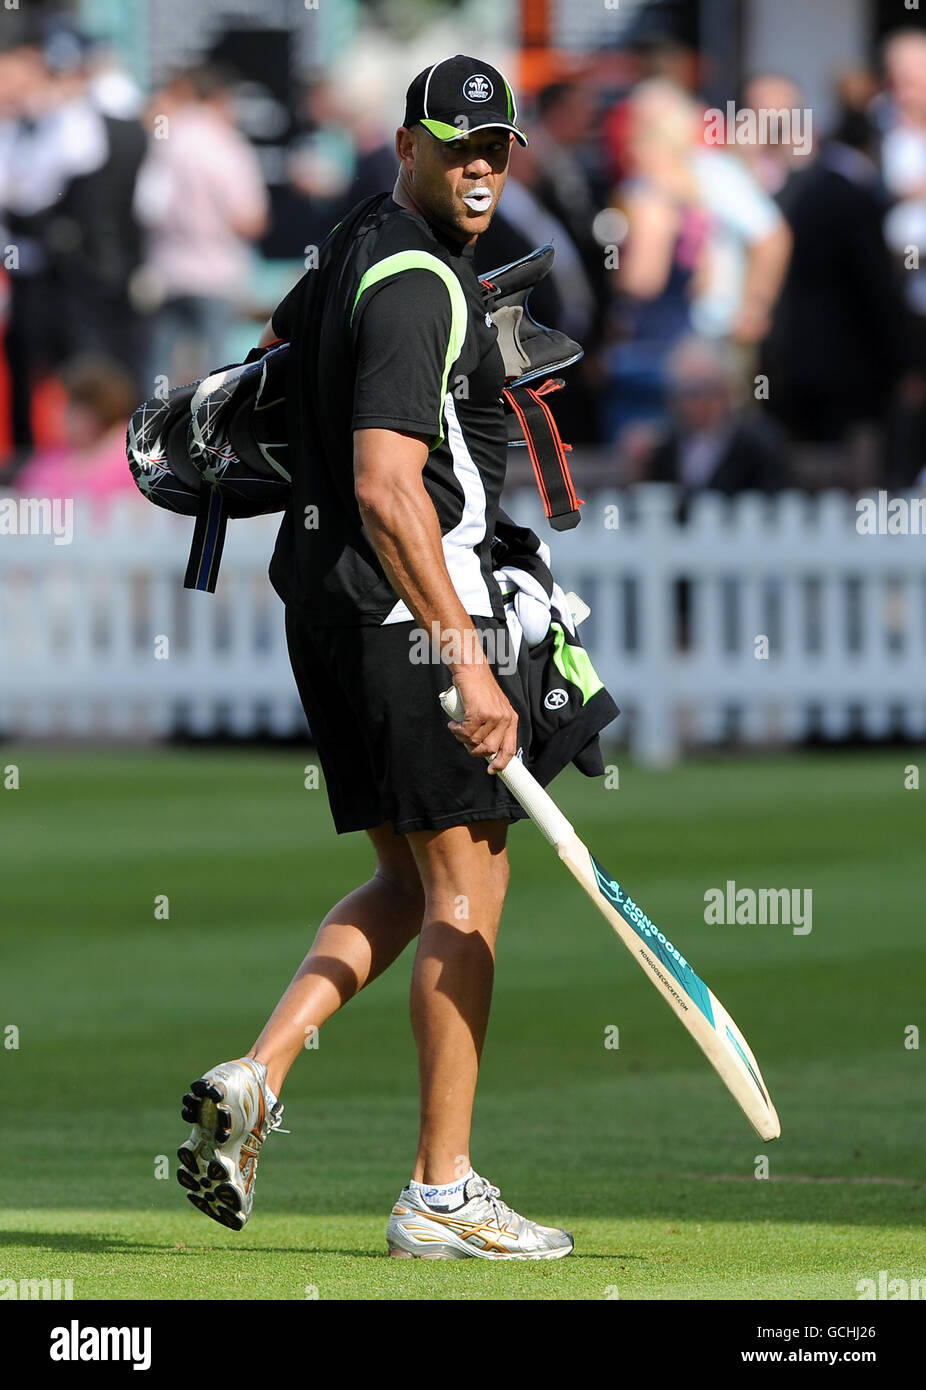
[247,817,510,1188]
[247,821,424,1097]
[405,820,509,1187]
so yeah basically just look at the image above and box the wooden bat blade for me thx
[559,834,781,1142]
[437,684,780,1141]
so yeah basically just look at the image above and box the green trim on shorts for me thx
[551,622,604,704]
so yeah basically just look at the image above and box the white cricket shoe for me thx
[177,1057,285,1231]
[386,1171,574,1260]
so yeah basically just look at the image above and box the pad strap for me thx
[183,489,228,592]
[502,379,583,531]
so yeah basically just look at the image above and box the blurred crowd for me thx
[0,19,269,501]
[2,17,926,506]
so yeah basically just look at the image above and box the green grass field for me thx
[2,745,924,1301]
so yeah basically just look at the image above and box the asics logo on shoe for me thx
[409,1209,517,1254]
[238,1090,267,1193]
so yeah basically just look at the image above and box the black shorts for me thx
[285,609,530,835]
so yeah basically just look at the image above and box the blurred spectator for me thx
[0,24,147,463]
[634,334,789,654]
[529,82,609,336]
[47,35,148,381]
[605,79,790,441]
[763,104,914,492]
[473,130,602,445]
[288,79,356,216]
[14,355,138,506]
[871,36,926,487]
[688,127,792,344]
[879,28,926,318]
[267,66,394,260]
[348,126,398,206]
[87,44,145,121]
[835,66,882,122]
[636,335,788,495]
[135,63,269,387]
[738,73,810,200]
[602,29,702,187]
[473,136,588,336]
[605,79,710,438]
[0,38,57,462]
[335,53,398,208]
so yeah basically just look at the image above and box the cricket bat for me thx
[440,685,781,1142]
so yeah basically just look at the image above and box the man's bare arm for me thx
[353,426,517,771]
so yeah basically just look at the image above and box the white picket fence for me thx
[1,485,925,763]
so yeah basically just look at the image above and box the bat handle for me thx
[439,685,575,848]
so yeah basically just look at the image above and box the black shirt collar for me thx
[385,195,476,259]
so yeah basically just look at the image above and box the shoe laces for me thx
[265,1103,290,1138]
[475,1177,514,1228]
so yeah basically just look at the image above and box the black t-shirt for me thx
[268,192,509,624]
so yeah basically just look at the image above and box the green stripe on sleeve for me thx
[351,250,467,450]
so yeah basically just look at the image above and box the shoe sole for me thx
[177,1075,247,1232]
[386,1234,574,1261]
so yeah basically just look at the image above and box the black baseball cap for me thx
[404,55,528,147]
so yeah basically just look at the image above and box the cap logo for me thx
[464,74,493,103]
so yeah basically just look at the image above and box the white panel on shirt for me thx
[381,392,494,624]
